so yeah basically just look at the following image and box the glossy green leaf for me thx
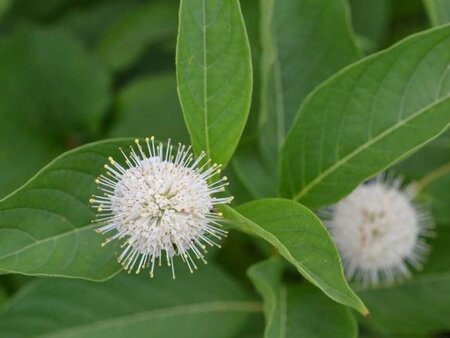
[221,199,368,315]
[424,0,450,26]
[0,139,139,280]
[97,2,177,72]
[248,258,357,338]
[259,0,361,172]
[281,25,450,208]
[0,26,110,197]
[108,73,189,144]
[358,224,450,335]
[176,0,252,166]
[0,265,261,338]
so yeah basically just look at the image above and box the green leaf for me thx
[0,0,11,20]
[281,25,450,208]
[0,26,110,197]
[221,199,368,315]
[55,1,139,48]
[107,73,189,144]
[424,0,450,26]
[358,224,450,335]
[176,0,252,166]
[0,265,261,337]
[97,2,178,72]
[0,283,6,308]
[258,0,361,172]
[349,0,391,53]
[248,258,358,338]
[0,139,139,280]
[231,143,276,199]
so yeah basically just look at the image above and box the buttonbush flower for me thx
[90,138,232,278]
[323,174,433,286]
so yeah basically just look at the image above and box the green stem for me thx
[415,162,450,192]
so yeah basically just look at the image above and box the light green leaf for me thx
[221,199,368,315]
[358,224,450,335]
[281,25,450,208]
[176,0,252,166]
[0,26,110,197]
[0,139,138,280]
[424,0,450,26]
[248,258,358,338]
[259,0,361,172]
[0,265,261,338]
[107,73,189,144]
[97,2,178,72]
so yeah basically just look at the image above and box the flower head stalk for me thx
[323,174,433,287]
[90,137,232,278]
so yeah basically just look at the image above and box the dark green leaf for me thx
[248,258,358,338]
[108,73,189,144]
[0,26,110,197]
[349,0,391,53]
[259,0,361,172]
[281,25,450,208]
[0,139,137,280]
[221,199,368,315]
[0,265,261,338]
[96,2,178,72]
[176,0,252,166]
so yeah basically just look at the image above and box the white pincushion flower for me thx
[90,137,232,278]
[324,174,432,286]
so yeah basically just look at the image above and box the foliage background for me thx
[0,0,448,337]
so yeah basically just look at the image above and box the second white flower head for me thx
[91,138,232,278]
[325,175,432,286]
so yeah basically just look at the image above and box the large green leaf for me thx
[424,0,450,26]
[0,139,138,280]
[221,199,368,315]
[281,25,450,208]
[96,2,178,72]
[176,0,252,166]
[0,265,261,338]
[0,26,110,197]
[258,0,361,172]
[107,73,189,143]
[248,258,358,338]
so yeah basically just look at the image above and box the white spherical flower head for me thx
[90,137,232,278]
[324,175,432,286]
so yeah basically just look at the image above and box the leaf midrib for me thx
[201,0,210,158]
[293,95,450,201]
[0,223,96,262]
[36,301,262,338]
[224,204,366,313]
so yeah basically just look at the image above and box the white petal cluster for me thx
[90,138,232,278]
[324,175,432,286]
